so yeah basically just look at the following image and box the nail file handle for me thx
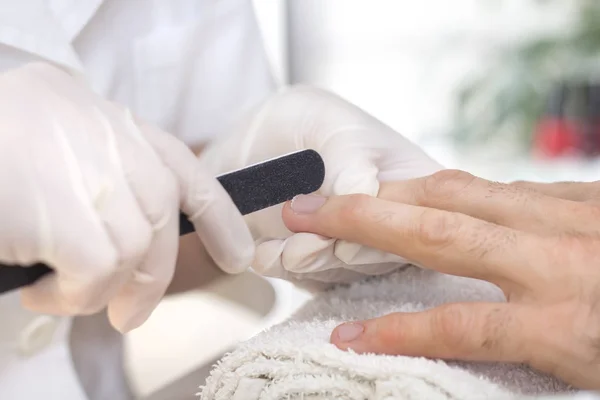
[0,149,325,294]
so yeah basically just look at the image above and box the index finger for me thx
[134,120,255,274]
[283,194,552,287]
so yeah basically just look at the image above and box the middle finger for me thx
[378,170,600,236]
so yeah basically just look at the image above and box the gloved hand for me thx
[199,86,443,286]
[0,63,254,332]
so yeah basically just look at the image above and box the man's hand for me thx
[0,63,254,332]
[282,170,600,389]
[199,86,443,285]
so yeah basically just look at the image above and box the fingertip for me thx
[330,329,346,350]
[109,309,143,334]
[191,188,255,274]
[254,239,286,275]
[108,299,153,334]
[281,200,302,232]
[282,200,292,215]
[212,241,255,274]
[330,324,343,345]
[110,317,131,334]
[330,322,367,352]
[20,285,51,314]
[282,195,327,233]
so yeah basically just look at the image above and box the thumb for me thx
[330,303,532,364]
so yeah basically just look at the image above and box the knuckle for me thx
[90,250,120,281]
[70,253,120,304]
[585,203,600,222]
[338,194,373,225]
[146,172,179,225]
[511,180,527,187]
[415,209,461,248]
[122,226,153,264]
[109,218,154,271]
[508,180,542,197]
[480,307,511,352]
[422,169,476,204]
[431,306,472,350]
[546,235,587,268]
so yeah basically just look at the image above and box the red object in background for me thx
[532,83,582,158]
[584,83,600,157]
[533,118,581,158]
[595,122,600,154]
[533,82,600,158]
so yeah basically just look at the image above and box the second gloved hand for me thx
[199,86,443,285]
[0,63,254,332]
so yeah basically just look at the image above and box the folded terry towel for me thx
[199,267,574,400]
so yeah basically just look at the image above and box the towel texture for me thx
[199,267,574,400]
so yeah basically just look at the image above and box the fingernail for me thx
[290,194,327,214]
[336,322,364,342]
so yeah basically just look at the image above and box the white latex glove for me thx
[199,86,443,286]
[0,63,254,332]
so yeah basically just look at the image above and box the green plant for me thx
[452,0,600,152]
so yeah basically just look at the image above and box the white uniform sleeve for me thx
[133,1,277,147]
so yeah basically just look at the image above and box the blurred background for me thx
[260,0,600,182]
[126,1,600,398]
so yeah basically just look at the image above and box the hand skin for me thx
[168,233,228,294]
[282,169,600,390]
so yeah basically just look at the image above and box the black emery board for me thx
[0,149,325,295]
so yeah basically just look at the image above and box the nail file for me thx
[0,149,325,295]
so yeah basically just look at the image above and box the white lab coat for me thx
[0,1,275,399]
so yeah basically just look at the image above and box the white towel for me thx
[199,267,575,400]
